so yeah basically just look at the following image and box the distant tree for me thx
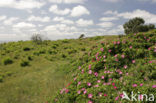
[79,34,85,39]
[123,17,155,35]
[31,34,43,44]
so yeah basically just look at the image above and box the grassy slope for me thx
[0,36,118,103]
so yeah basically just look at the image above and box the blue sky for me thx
[0,0,156,41]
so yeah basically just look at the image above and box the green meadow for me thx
[0,36,118,103]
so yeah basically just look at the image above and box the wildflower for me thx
[114,54,118,57]
[114,86,117,89]
[103,83,106,85]
[133,84,137,87]
[119,71,123,74]
[78,81,81,85]
[115,96,119,101]
[94,84,99,87]
[103,55,106,58]
[97,80,101,83]
[87,82,91,86]
[117,41,120,44]
[112,83,115,86]
[81,88,85,91]
[121,54,125,58]
[65,89,69,93]
[124,65,127,69]
[114,41,117,44]
[108,49,112,53]
[81,69,84,74]
[78,66,81,70]
[104,94,107,96]
[88,70,92,74]
[152,85,156,88]
[140,83,143,86]
[88,100,93,103]
[149,61,152,63]
[99,92,102,97]
[101,76,104,79]
[139,95,143,100]
[126,73,128,75]
[115,59,119,61]
[154,49,156,52]
[83,90,87,94]
[148,48,151,50]
[94,72,98,77]
[88,93,93,98]
[109,78,112,81]
[132,60,135,63]
[77,90,81,94]
[88,64,91,69]
[74,77,77,81]
[101,48,104,51]
[129,46,132,49]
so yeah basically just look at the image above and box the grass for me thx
[0,35,118,103]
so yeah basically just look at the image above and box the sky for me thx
[0,0,156,41]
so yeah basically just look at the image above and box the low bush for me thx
[23,47,31,51]
[20,60,29,67]
[28,55,33,61]
[3,58,13,65]
[0,76,3,82]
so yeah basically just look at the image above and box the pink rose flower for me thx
[88,93,93,98]
[133,84,137,87]
[87,82,91,86]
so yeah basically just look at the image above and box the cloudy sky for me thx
[0,0,156,41]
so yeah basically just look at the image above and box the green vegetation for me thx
[0,35,118,103]
[52,29,156,103]
[0,29,155,103]
[123,17,155,34]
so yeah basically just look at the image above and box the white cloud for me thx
[28,15,50,22]
[53,17,74,24]
[104,10,118,15]
[48,0,86,4]
[71,5,90,17]
[104,9,156,24]
[0,0,45,10]
[3,17,19,25]
[137,0,156,3]
[49,5,70,15]
[76,19,93,27]
[100,17,118,21]
[13,22,36,29]
[43,24,78,36]
[0,15,7,21]
[97,22,114,28]
[117,9,156,24]
[102,0,122,3]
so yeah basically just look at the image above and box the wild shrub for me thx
[52,30,156,103]
[28,55,33,61]
[0,76,3,82]
[81,48,86,51]
[20,60,29,67]
[3,58,13,65]
[62,39,69,43]
[61,54,67,58]
[23,47,31,51]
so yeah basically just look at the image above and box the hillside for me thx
[0,35,118,103]
[52,30,156,103]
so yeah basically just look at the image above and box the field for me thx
[0,36,118,103]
